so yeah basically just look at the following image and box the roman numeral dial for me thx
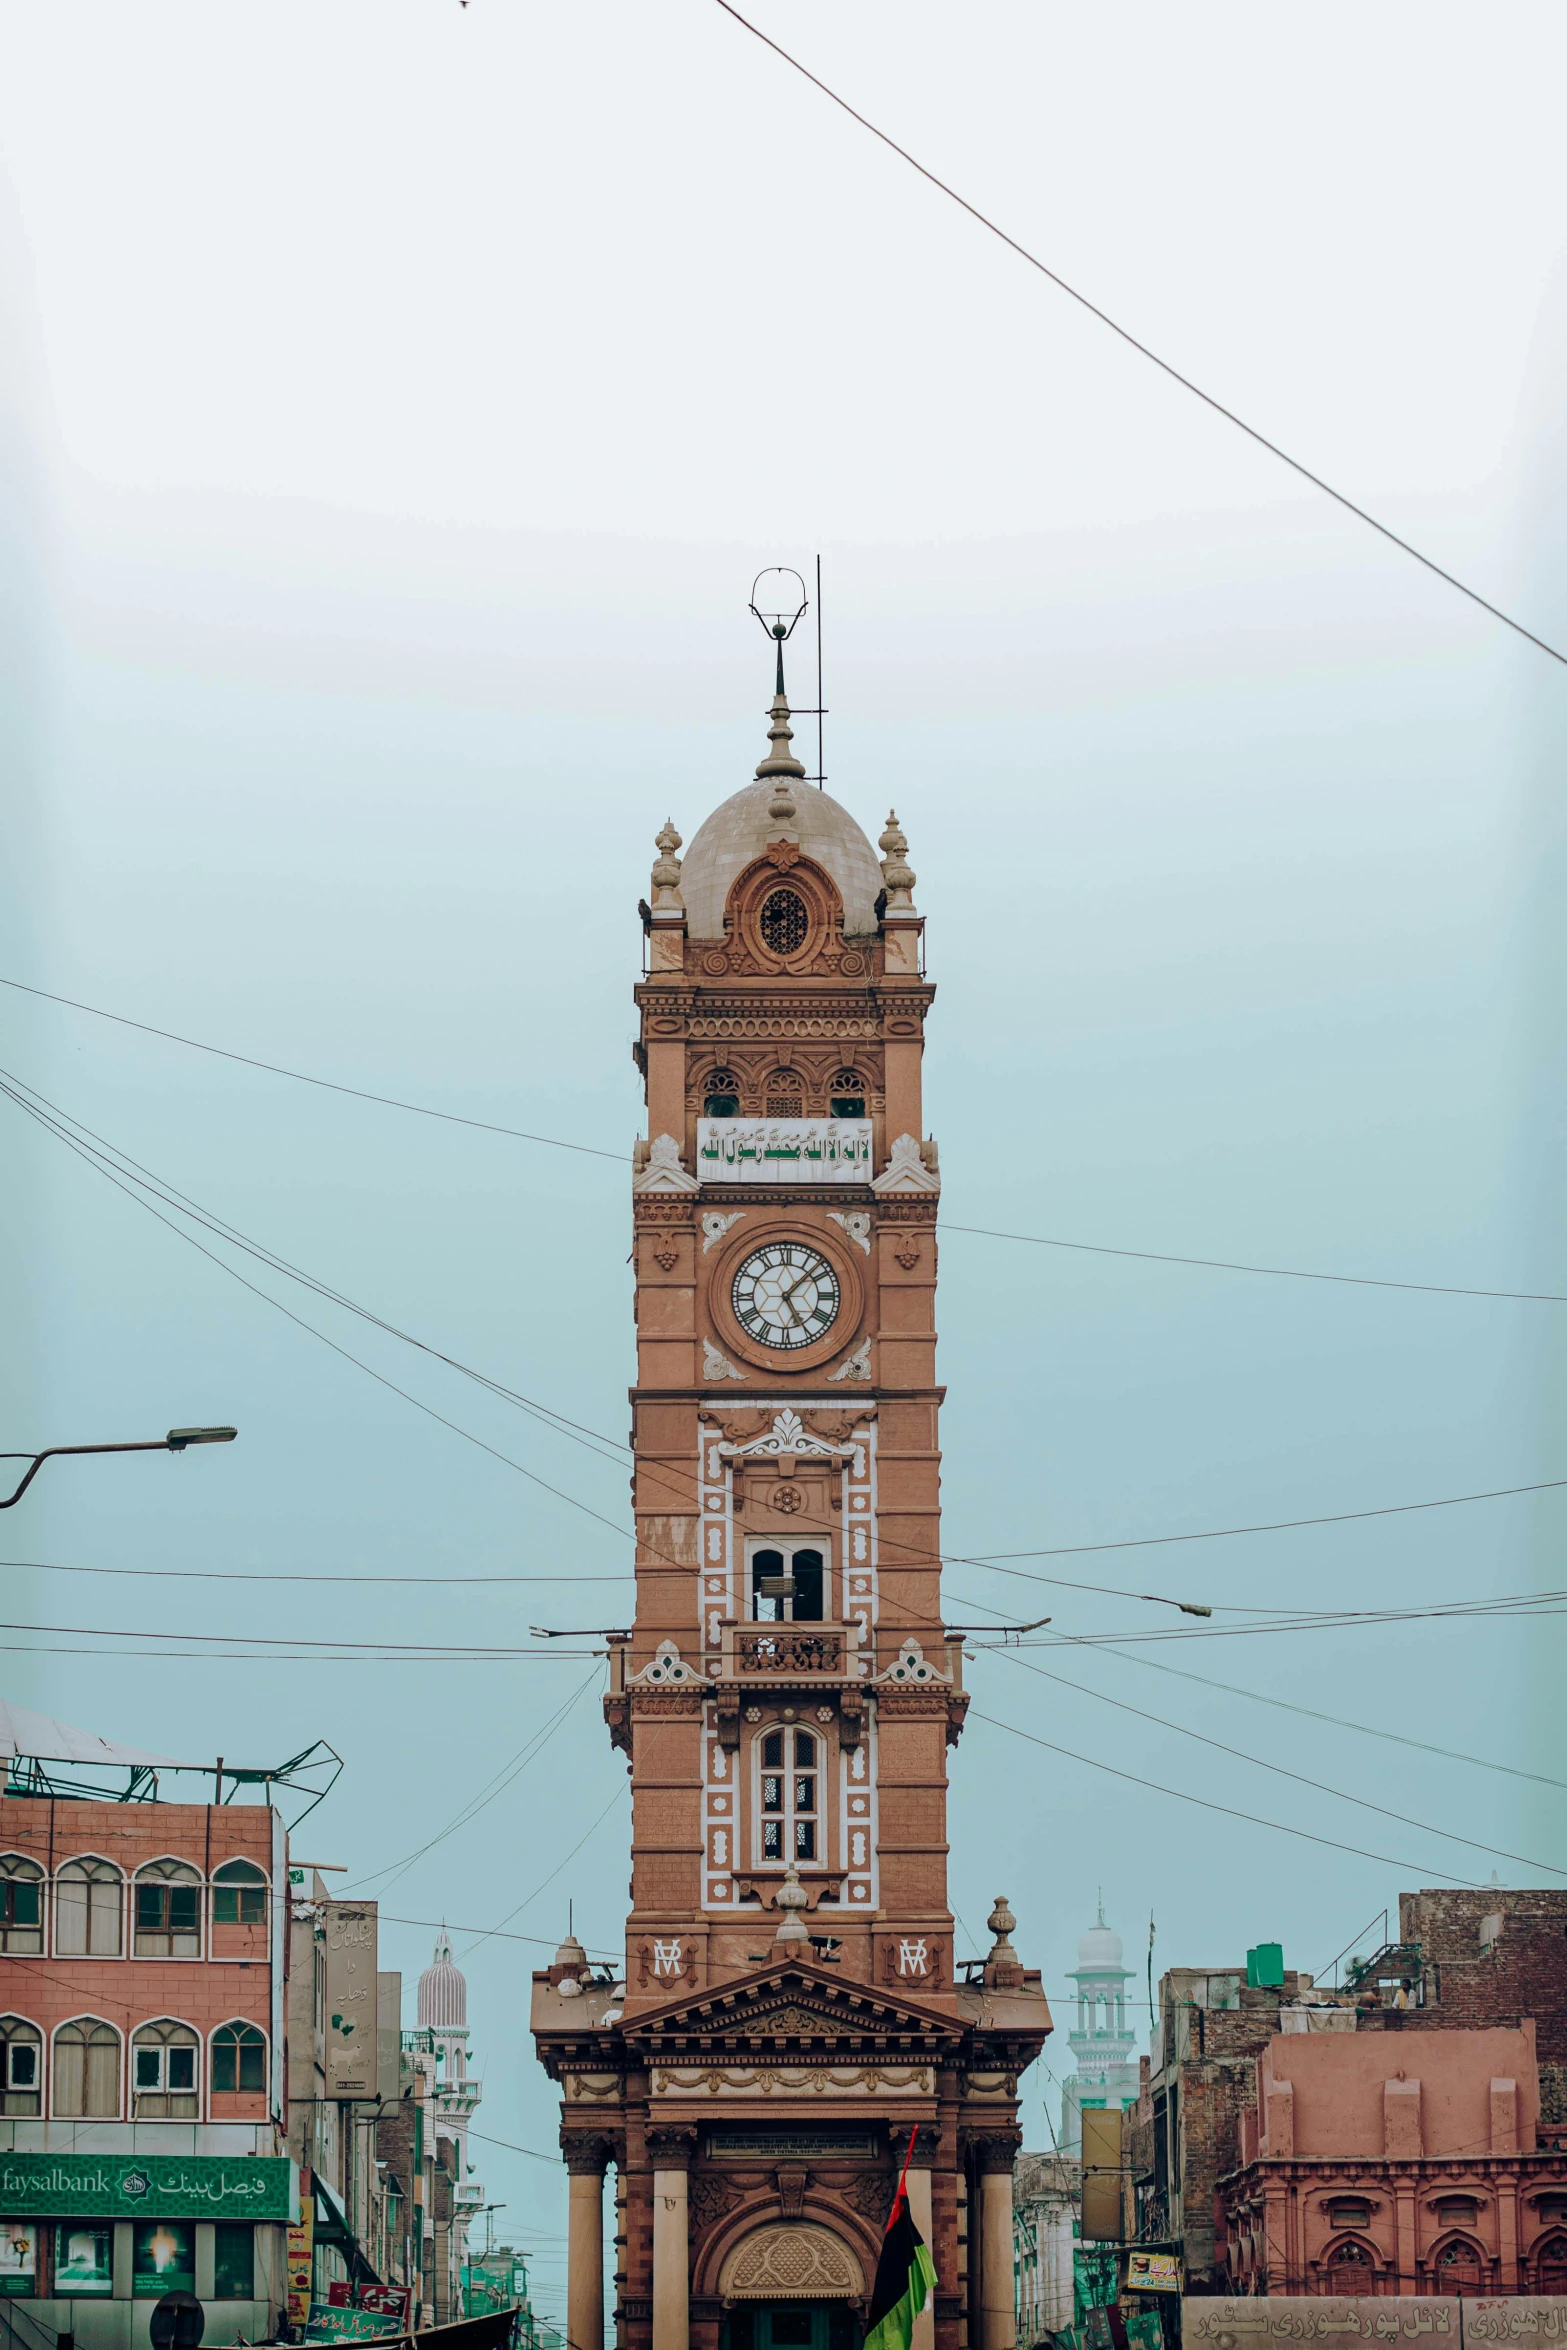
[731,1243,841,1351]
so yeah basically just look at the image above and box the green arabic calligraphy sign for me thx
[0,2154,297,2221]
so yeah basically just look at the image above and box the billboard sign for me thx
[324,1901,379,2099]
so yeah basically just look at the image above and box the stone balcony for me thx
[714,1617,868,1682]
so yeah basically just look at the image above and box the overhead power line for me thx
[968,1706,1481,1885]
[709,0,1567,672]
[13,971,1567,1304]
[974,1645,1567,1878]
[1084,1640,1567,1797]
[941,1221,1567,1307]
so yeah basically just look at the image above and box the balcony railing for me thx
[716,1619,865,1680]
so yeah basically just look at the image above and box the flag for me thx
[863,2186,937,2350]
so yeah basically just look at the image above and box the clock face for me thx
[731,1242,842,1351]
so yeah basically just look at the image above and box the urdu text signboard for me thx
[0,2154,297,2221]
[324,1899,379,2099]
[1184,2303,1461,2343]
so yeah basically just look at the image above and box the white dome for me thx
[679,754,883,944]
[418,1929,467,2029]
[1077,1918,1125,1971]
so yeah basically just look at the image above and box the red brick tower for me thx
[533,668,1051,2350]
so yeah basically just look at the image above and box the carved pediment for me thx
[744,2004,836,2037]
[624,1959,963,2048]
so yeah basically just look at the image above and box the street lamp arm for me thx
[0,1426,237,1508]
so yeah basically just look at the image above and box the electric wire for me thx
[0,1072,644,1544]
[971,1644,1567,1877]
[0,975,625,1162]
[10,1062,1567,1625]
[967,1703,1482,1885]
[12,970,1567,1308]
[708,0,1567,671]
[0,1557,632,1587]
[458,1782,627,1959]
[1088,1642,1567,1794]
[348,1668,601,1894]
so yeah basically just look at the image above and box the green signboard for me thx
[0,2154,297,2222]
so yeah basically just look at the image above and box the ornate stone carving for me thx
[893,1239,922,1270]
[637,1937,697,1989]
[701,1210,745,1253]
[718,1408,856,1464]
[828,1210,872,1254]
[650,820,684,914]
[826,1336,872,1383]
[840,2171,895,2223]
[688,2175,745,2235]
[719,2222,864,2302]
[702,1338,748,1383]
[630,1639,707,1688]
[747,2004,834,2036]
[775,2162,808,2218]
[766,838,801,870]
[883,1934,945,1987]
[645,2123,698,2167]
[632,1194,692,1225]
[879,810,916,905]
[876,1637,950,1687]
[871,1132,940,1195]
[652,1242,680,1272]
[634,1133,699,1194]
[654,2064,933,2098]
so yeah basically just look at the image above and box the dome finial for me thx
[879,810,916,908]
[650,818,684,914]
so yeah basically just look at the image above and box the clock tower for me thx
[533,662,1051,2350]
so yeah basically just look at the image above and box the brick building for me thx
[1373,1891,1567,2121]
[1130,1961,1352,2285]
[1215,2019,1567,2295]
[532,672,1052,2350]
[0,1761,291,2344]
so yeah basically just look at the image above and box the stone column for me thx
[977,2137,1019,2350]
[649,2128,693,2350]
[564,2141,607,2350]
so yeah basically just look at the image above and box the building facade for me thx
[532,677,1052,2350]
[1012,2154,1078,2346]
[1216,2020,1567,2295]
[1060,1912,1138,2156]
[0,1787,291,2345]
[1131,1959,1350,2285]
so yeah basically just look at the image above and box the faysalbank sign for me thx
[0,2154,297,2221]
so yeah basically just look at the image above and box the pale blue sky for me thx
[3,0,1567,2315]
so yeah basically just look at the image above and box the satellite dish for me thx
[149,2291,205,2350]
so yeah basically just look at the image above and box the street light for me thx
[0,1426,237,1509]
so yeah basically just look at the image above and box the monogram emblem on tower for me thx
[534,577,1051,2350]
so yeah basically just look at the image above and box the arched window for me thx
[703,1070,743,1118]
[132,2020,199,2118]
[1535,2234,1567,2294]
[764,1067,805,1118]
[829,1070,867,1119]
[212,1860,267,1925]
[790,1548,824,1623]
[1435,2238,1486,2295]
[211,2021,267,2096]
[0,2016,42,2116]
[0,1856,43,1955]
[759,1726,820,1863]
[55,1858,123,1957]
[134,1859,201,1957]
[1328,2238,1377,2295]
[53,2020,120,2118]
[750,1547,826,1623]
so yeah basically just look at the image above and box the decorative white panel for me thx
[697,1119,874,1186]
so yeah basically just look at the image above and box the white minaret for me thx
[1061,1902,1139,2152]
[417,1930,484,2234]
